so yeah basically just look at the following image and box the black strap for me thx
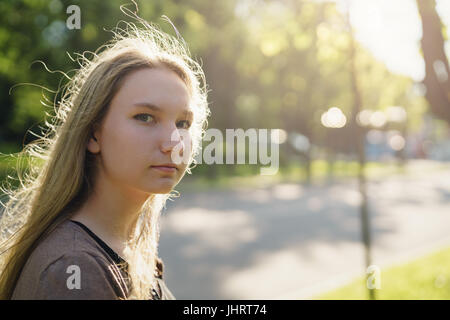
[69,220,126,265]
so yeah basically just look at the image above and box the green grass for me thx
[176,159,427,192]
[1,153,449,193]
[284,159,407,180]
[312,246,450,300]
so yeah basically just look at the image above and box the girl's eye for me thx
[134,113,155,123]
[177,120,192,129]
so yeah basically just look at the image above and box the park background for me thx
[1,0,450,299]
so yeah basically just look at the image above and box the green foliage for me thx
[0,0,431,179]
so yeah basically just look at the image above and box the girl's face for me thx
[88,67,193,195]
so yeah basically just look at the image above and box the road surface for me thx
[158,161,450,299]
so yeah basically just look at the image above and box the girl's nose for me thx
[160,126,182,154]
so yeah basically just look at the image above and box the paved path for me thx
[158,161,450,299]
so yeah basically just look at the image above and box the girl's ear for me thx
[87,125,101,154]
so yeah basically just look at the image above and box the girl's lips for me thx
[151,166,177,173]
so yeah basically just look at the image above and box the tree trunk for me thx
[416,0,450,123]
[347,6,375,301]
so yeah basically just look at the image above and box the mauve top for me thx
[11,219,175,300]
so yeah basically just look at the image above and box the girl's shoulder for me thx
[11,219,129,299]
[29,219,115,267]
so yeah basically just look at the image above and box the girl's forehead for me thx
[113,68,191,109]
[121,67,189,91]
[104,68,193,119]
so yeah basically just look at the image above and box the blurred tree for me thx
[416,0,450,123]
[0,0,124,150]
[346,4,375,300]
[0,0,432,180]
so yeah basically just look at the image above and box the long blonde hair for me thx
[0,11,209,299]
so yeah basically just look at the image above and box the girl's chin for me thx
[138,176,181,194]
[143,184,176,194]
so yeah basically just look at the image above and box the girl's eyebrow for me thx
[133,102,193,119]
